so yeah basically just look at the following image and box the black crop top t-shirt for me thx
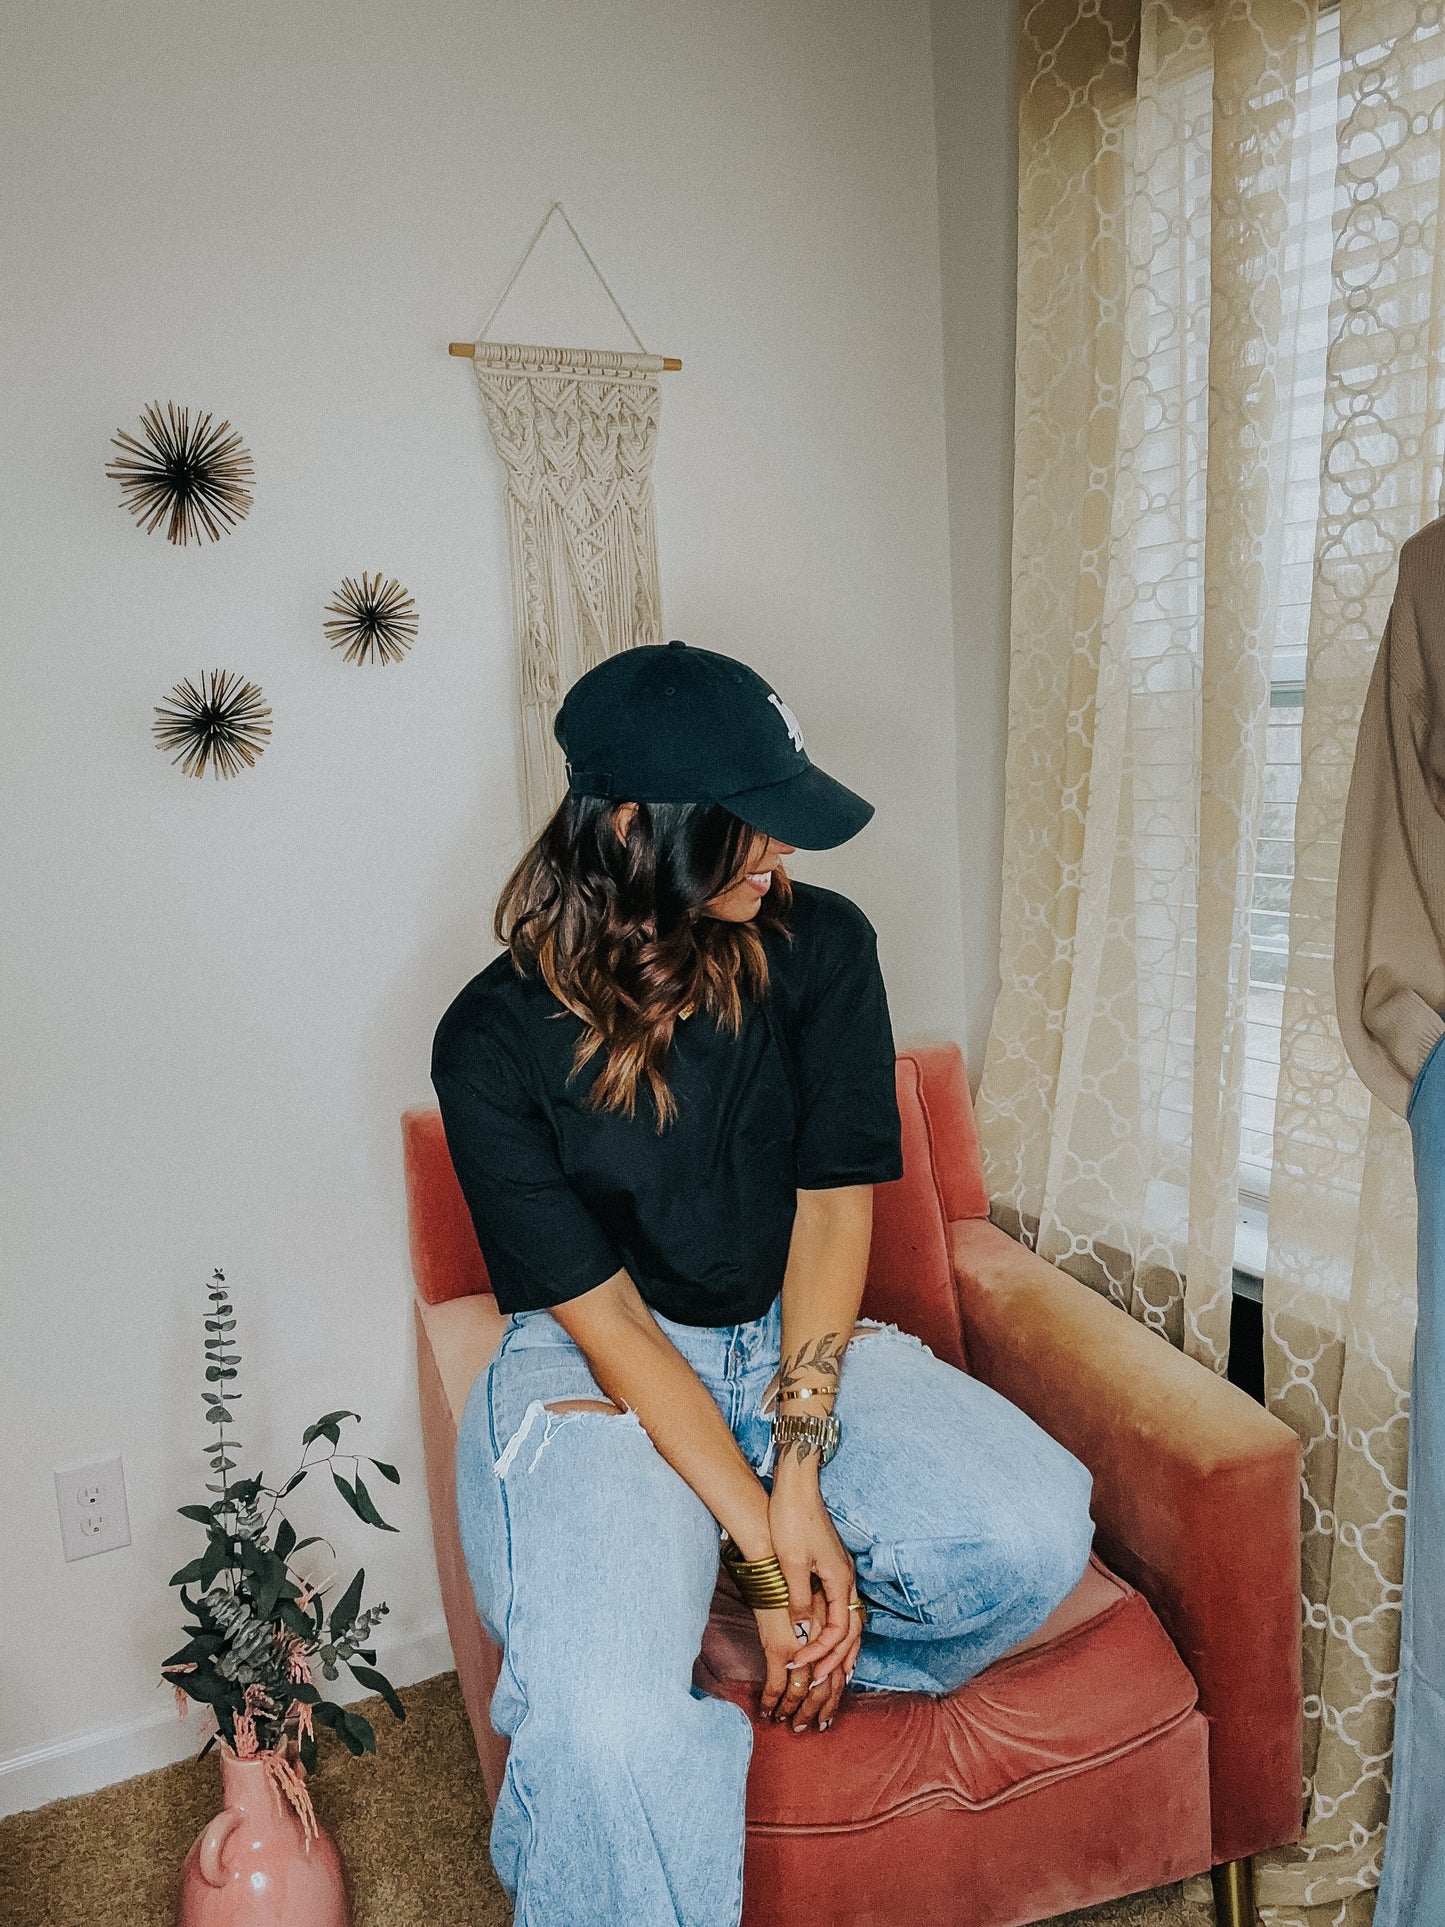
[429,881,904,1327]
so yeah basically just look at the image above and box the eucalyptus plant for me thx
[162,1269,405,1768]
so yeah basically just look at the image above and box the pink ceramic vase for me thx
[177,1748,350,1927]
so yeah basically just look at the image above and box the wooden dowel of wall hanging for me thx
[448,341,682,369]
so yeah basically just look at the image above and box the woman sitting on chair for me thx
[431,639,1095,1927]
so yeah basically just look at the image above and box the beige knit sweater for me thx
[1336,514,1445,1118]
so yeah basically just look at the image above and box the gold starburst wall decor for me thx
[324,574,419,665]
[153,669,272,779]
[107,402,255,546]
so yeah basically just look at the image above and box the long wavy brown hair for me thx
[494,794,793,1130]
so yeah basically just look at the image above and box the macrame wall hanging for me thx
[451,203,678,838]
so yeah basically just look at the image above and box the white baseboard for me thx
[0,1618,455,1820]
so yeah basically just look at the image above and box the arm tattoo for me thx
[778,1332,842,1400]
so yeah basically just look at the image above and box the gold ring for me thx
[848,1599,865,1613]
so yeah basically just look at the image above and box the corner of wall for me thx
[929,0,1019,1087]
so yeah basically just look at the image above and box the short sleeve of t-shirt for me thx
[430,1019,624,1312]
[789,896,904,1190]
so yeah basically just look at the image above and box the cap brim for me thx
[717,763,875,851]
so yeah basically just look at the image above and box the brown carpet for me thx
[0,1672,1215,1927]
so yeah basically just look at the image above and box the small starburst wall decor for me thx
[107,402,255,546]
[323,574,419,665]
[153,669,272,780]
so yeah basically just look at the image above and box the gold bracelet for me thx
[719,1535,792,1612]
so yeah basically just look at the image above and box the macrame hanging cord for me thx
[466,203,665,839]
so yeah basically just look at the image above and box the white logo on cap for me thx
[769,692,805,754]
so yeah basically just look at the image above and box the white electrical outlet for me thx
[55,1453,132,1561]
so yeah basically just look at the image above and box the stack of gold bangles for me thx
[720,1535,868,1625]
[719,1534,792,1612]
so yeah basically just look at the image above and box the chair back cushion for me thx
[402,1106,493,1306]
[859,1050,970,1369]
[402,1040,988,1353]
[906,1039,991,1223]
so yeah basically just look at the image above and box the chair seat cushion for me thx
[419,1295,1201,1828]
[694,1559,1200,1828]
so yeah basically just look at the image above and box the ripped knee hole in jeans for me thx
[493,1396,638,1478]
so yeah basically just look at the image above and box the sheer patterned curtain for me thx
[984,0,1318,1369]
[991,1,1445,1919]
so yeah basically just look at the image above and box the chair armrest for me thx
[951,1218,1303,1866]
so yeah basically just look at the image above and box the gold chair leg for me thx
[1211,1858,1255,1927]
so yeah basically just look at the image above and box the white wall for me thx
[932,0,1019,1079]
[0,0,970,1807]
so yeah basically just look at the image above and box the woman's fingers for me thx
[788,1663,843,1732]
[787,1552,854,1668]
[810,1599,864,1683]
[813,1619,863,1685]
[755,1607,806,1718]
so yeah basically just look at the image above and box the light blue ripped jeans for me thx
[454,1296,1095,1927]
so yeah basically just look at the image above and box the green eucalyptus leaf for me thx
[169,1557,205,1587]
[274,1517,297,1561]
[368,1459,400,1485]
[347,1664,406,1721]
[253,1576,283,1620]
[329,1568,365,1638]
[343,1710,377,1754]
[163,1634,221,1670]
[303,1411,358,1447]
[348,1472,397,1533]
[177,1504,215,1524]
[176,1669,233,1707]
[199,1538,230,1590]
[277,1601,314,1640]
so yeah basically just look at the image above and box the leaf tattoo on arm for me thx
[777,1332,842,1401]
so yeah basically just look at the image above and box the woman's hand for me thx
[758,1470,863,1730]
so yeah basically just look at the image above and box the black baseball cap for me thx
[553,640,874,851]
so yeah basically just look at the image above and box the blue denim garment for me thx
[1376,1031,1445,1925]
[455,1300,1095,1927]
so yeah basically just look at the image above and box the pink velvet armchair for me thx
[402,1041,1303,1927]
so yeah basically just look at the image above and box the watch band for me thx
[772,1409,841,1467]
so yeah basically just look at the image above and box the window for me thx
[1237,6,1341,1264]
